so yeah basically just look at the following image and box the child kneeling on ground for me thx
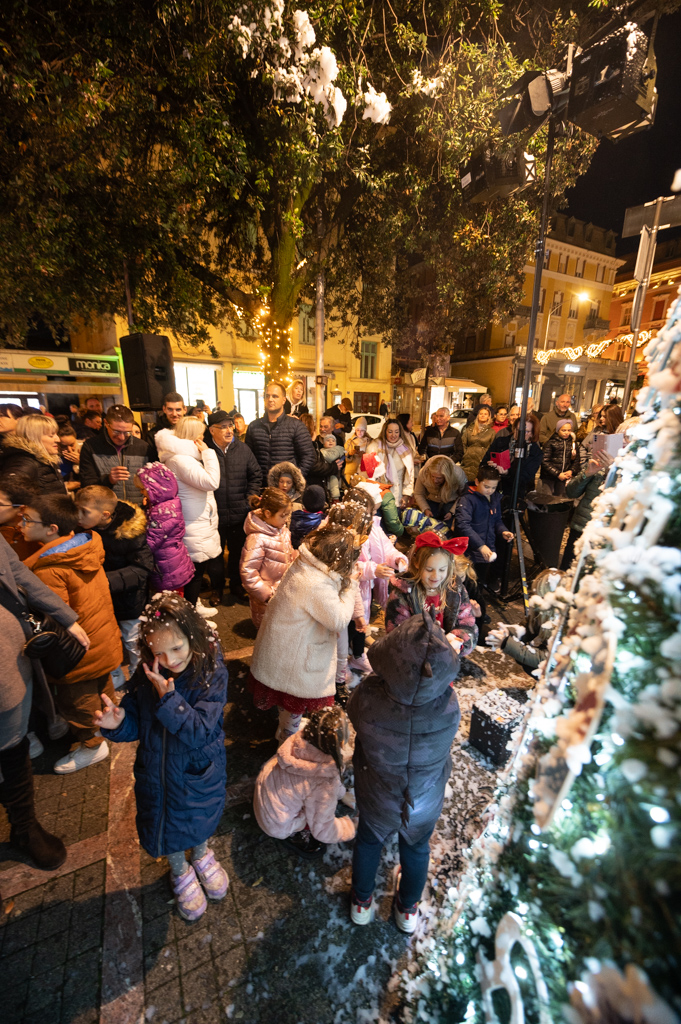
[254,706,356,858]
[95,592,229,922]
[347,609,461,933]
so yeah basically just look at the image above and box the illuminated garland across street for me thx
[534,330,653,365]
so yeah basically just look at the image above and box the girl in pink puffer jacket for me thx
[254,706,356,857]
[240,488,296,628]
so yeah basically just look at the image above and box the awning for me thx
[428,377,486,393]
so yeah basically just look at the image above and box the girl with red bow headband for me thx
[385,532,478,657]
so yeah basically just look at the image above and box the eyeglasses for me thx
[108,427,133,438]
[20,514,44,525]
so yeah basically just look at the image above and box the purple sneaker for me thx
[172,864,207,921]
[192,849,229,901]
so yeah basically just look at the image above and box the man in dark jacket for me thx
[79,405,149,505]
[538,393,578,445]
[324,398,352,434]
[245,381,315,477]
[147,391,186,460]
[347,609,461,932]
[75,485,155,687]
[75,409,102,441]
[418,407,464,463]
[205,411,262,598]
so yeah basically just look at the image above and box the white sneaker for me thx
[196,599,218,618]
[350,893,375,926]
[54,740,109,774]
[27,731,44,759]
[393,869,419,934]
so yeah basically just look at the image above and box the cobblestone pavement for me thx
[1,587,530,1024]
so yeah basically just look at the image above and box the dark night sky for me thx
[565,8,681,254]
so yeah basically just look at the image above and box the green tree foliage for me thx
[0,0,604,374]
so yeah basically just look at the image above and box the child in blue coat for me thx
[454,465,514,591]
[95,592,229,922]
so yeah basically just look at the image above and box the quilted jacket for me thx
[204,434,262,528]
[95,501,154,620]
[385,574,477,655]
[245,410,316,477]
[101,650,228,856]
[155,430,221,563]
[348,610,461,843]
[136,463,195,591]
[240,510,296,627]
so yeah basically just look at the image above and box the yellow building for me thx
[0,310,392,423]
[449,213,624,412]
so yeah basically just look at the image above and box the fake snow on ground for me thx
[235,646,532,1024]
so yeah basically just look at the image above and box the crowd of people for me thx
[0,382,635,934]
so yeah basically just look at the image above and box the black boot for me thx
[0,736,67,870]
[281,829,325,860]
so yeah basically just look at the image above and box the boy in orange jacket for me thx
[22,494,122,774]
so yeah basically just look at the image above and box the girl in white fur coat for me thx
[248,525,359,742]
[154,417,222,605]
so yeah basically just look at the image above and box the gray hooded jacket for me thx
[348,609,461,844]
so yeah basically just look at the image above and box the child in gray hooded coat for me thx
[347,608,461,933]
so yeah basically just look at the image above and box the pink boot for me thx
[172,864,207,921]
[192,848,230,901]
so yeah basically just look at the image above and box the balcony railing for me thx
[583,314,610,332]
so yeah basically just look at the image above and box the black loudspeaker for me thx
[567,24,657,142]
[119,334,176,411]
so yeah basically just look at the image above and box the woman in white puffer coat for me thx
[154,417,223,606]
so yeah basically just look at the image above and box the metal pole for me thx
[315,270,325,433]
[502,119,556,613]
[622,195,663,414]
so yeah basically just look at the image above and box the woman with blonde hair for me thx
[414,456,468,523]
[285,379,309,417]
[460,406,495,482]
[154,416,222,606]
[366,419,414,507]
[0,414,66,493]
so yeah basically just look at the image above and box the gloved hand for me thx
[485,622,526,650]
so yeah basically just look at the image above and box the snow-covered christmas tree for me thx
[399,287,681,1021]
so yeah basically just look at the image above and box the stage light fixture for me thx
[567,23,657,141]
[460,143,536,204]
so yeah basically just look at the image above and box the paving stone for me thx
[37,901,72,940]
[144,913,175,955]
[73,860,106,897]
[4,978,30,1022]
[143,879,174,923]
[145,943,180,993]
[144,979,184,1024]
[24,964,65,1013]
[176,928,215,975]
[213,946,247,994]
[2,910,41,954]
[61,948,101,1023]
[180,963,220,1014]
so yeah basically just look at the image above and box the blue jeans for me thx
[351,816,433,909]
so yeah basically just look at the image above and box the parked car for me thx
[449,410,470,432]
[350,412,385,439]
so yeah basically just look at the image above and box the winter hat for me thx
[556,418,573,431]
[355,480,382,509]
[302,706,351,773]
[302,485,326,513]
[322,433,337,444]
[208,410,232,427]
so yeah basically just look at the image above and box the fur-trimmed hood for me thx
[267,460,306,497]
[112,500,148,540]
[1,433,60,466]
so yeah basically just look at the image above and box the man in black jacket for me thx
[418,407,464,463]
[146,391,186,459]
[245,381,316,477]
[79,405,149,505]
[206,411,262,598]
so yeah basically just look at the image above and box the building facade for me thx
[595,235,681,404]
[448,213,624,412]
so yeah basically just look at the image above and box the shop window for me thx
[175,362,218,411]
[652,298,667,321]
[232,368,265,423]
[360,341,377,379]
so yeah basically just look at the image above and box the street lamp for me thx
[534,291,589,401]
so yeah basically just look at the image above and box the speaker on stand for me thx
[119,334,176,411]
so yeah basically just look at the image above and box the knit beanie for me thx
[556,418,573,431]
[322,433,337,444]
[302,485,326,513]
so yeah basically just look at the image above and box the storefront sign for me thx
[564,364,582,374]
[0,350,119,377]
